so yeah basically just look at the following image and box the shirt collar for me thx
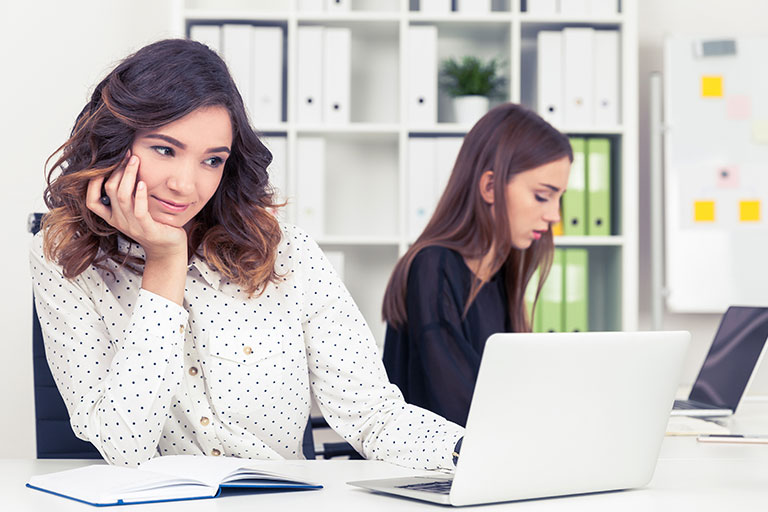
[116,235,222,290]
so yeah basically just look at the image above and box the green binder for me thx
[563,137,587,236]
[563,248,589,332]
[524,267,542,332]
[586,138,612,236]
[539,248,564,333]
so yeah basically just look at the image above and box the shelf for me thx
[297,13,401,23]
[520,14,623,27]
[561,126,624,135]
[296,124,400,136]
[409,123,473,135]
[554,236,625,247]
[317,236,400,246]
[184,9,289,22]
[408,13,513,25]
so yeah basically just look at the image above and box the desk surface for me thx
[5,400,768,511]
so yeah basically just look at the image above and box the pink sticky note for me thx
[716,166,740,188]
[726,95,751,120]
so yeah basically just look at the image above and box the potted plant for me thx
[439,55,505,124]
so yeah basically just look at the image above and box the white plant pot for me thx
[453,95,490,125]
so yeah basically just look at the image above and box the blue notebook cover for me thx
[26,456,323,506]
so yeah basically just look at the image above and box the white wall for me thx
[2,0,767,459]
[637,0,768,394]
[0,0,173,458]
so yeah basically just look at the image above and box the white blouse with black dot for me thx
[30,223,463,469]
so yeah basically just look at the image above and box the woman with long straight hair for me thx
[382,103,573,427]
[32,38,463,468]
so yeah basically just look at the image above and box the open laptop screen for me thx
[688,306,768,410]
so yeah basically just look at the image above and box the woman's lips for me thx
[154,196,190,213]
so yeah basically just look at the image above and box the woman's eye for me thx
[535,194,548,203]
[152,146,174,157]
[204,156,224,168]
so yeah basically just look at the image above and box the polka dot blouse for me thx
[30,223,463,469]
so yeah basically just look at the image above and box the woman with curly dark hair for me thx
[31,38,463,468]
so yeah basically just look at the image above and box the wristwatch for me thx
[452,437,463,466]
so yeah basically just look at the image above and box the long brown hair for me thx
[42,39,282,296]
[382,103,572,331]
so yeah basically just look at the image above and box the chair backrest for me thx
[29,213,316,460]
[30,213,102,459]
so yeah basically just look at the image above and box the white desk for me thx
[5,400,768,511]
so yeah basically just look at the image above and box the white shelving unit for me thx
[171,0,639,346]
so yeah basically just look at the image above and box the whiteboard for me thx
[664,36,768,313]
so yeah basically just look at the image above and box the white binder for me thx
[298,0,324,12]
[455,0,491,13]
[526,0,558,15]
[297,26,324,124]
[537,30,563,128]
[593,30,619,126]
[323,28,351,125]
[408,138,437,241]
[588,0,617,15]
[262,136,288,220]
[222,24,254,118]
[325,0,350,12]
[407,26,438,126]
[559,0,589,16]
[419,0,452,13]
[251,27,283,125]
[189,25,221,54]
[435,137,463,199]
[563,27,595,127]
[296,137,326,239]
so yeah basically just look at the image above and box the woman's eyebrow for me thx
[143,134,230,154]
[539,183,561,192]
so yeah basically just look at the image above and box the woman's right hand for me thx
[86,152,188,262]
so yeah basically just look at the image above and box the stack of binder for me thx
[527,0,619,16]
[526,248,589,333]
[190,24,285,126]
[536,28,620,127]
[561,137,612,236]
[297,26,352,124]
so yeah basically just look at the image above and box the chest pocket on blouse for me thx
[208,330,283,366]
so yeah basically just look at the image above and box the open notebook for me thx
[26,455,321,506]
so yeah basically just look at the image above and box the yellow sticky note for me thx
[701,76,723,97]
[552,219,564,236]
[740,200,761,222]
[694,200,716,222]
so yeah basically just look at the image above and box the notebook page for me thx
[27,464,211,504]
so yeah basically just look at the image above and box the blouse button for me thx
[188,367,198,376]
[200,416,210,426]
[179,325,185,334]
[211,448,221,456]
[243,346,253,355]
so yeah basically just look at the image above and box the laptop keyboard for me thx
[674,400,718,410]
[397,480,453,495]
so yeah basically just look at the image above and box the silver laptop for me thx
[671,306,768,418]
[349,331,689,506]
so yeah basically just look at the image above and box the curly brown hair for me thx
[42,38,283,296]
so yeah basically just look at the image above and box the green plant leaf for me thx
[439,55,506,97]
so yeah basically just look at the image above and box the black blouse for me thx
[383,246,510,427]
